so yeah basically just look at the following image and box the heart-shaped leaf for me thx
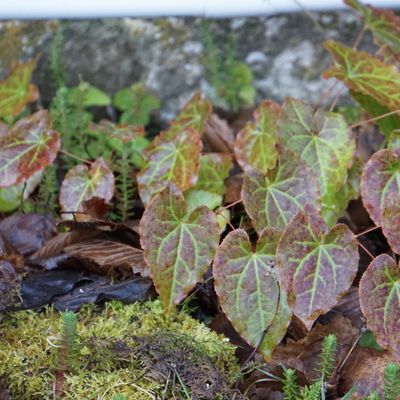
[324,41,400,111]
[382,195,400,255]
[140,186,219,312]
[213,228,292,357]
[361,148,400,226]
[276,209,359,330]
[170,92,211,135]
[345,0,400,53]
[60,158,115,220]
[0,60,39,118]
[0,110,60,187]
[234,100,280,173]
[277,97,355,224]
[241,151,320,233]
[137,128,202,205]
[359,254,400,361]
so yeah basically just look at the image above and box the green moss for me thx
[0,300,240,399]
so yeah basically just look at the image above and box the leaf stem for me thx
[355,225,380,237]
[350,109,400,129]
[356,239,374,259]
[59,149,91,164]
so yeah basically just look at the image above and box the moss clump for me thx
[0,300,241,399]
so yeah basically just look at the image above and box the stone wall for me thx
[0,11,370,120]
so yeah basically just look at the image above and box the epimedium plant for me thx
[0,0,399,386]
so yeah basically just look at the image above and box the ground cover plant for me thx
[0,0,400,398]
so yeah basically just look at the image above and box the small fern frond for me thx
[59,311,79,372]
[384,363,400,400]
[317,334,337,381]
[283,368,301,400]
[300,381,321,400]
[36,164,58,215]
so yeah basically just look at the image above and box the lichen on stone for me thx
[0,299,241,399]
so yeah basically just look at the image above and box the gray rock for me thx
[0,11,371,121]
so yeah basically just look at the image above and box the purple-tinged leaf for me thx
[137,128,202,205]
[276,209,359,330]
[213,228,292,358]
[0,110,60,187]
[140,186,219,313]
[382,195,400,255]
[59,158,115,221]
[359,254,400,361]
[324,41,400,111]
[361,148,400,226]
[0,60,38,118]
[241,151,320,233]
[234,100,280,173]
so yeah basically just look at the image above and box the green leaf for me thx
[323,158,363,227]
[140,185,219,313]
[169,92,212,136]
[184,190,222,213]
[277,97,355,224]
[359,331,384,352]
[234,100,280,173]
[0,110,60,188]
[113,83,160,126]
[350,91,400,136]
[0,59,39,118]
[0,171,42,212]
[189,153,232,196]
[59,158,115,220]
[69,82,111,107]
[360,148,400,226]
[213,228,291,357]
[359,254,400,361]
[324,41,400,111]
[137,128,202,205]
[276,209,359,330]
[345,0,400,53]
[241,151,321,233]
[387,130,400,150]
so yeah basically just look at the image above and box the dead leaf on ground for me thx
[203,113,234,153]
[64,239,149,277]
[339,347,396,398]
[0,213,57,256]
[270,315,359,383]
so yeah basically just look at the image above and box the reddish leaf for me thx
[137,128,202,205]
[234,100,280,173]
[0,60,39,118]
[213,228,291,358]
[359,254,400,360]
[382,195,400,255]
[59,158,115,220]
[64,239,149,277]
[324,41,400,111]
[276,209,359,330]
[361,148,400,226]
[241,152,320,233]
[0,110,60,187]
[140,186,219,312]
[170,92,212,135]
[345,0,400,53]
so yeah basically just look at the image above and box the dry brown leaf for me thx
[203,113,234,153]
[339,347,396,398]
[270,315,359,382]
[64,239,149,277]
